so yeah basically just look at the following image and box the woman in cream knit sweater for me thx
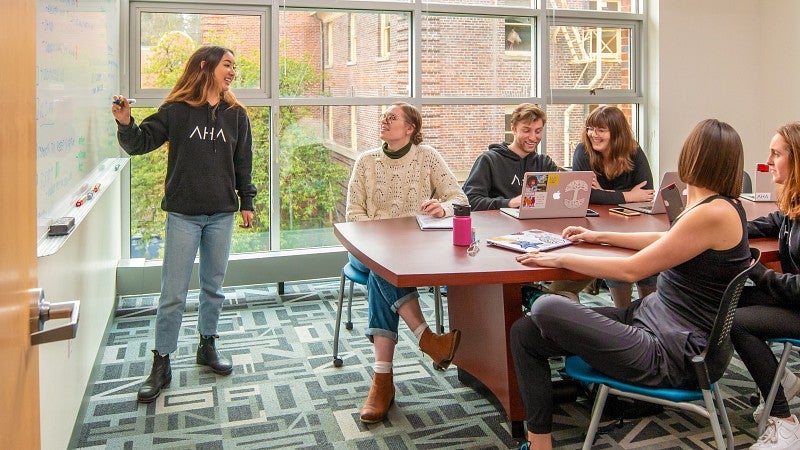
[345,102,468,424]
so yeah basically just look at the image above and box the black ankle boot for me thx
[137,350,171,403]
[197,335,233,375]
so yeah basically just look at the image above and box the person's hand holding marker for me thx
[111,95,136,126]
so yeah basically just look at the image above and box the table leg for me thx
[448,283,526,437]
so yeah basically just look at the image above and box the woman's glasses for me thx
[586,126,610,135]
[380,113,403,124]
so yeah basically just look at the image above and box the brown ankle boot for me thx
[419,328,461,369]
[360,372,395,423]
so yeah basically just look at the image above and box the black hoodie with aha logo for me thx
[117,100,257,215]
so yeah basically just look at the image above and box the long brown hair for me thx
[776,122,800,219]
[581,105,638,179]
[678,119,743,198]
[163,45,245,110]
[391,102,424,145]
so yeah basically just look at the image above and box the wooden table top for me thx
[334,202,781,288]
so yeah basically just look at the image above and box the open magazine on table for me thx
[486,228,573,253]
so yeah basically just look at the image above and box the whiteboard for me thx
[36,0,120,238]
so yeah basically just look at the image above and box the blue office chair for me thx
[757,338,800,435]
[565,248,759,450]
[332,262,444,367]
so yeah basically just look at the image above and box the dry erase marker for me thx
[75,194,88,207]
[113,98,136,105]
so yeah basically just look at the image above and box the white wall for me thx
[758,2,800,141]
[37,176,121,450]
[649,0,800,179]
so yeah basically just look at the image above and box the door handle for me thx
[30,288,80,345]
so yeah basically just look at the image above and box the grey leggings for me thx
[510,294,670,434]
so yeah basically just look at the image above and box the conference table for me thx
[333,202,780,437]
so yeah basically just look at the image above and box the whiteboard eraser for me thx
[48,217,75,236]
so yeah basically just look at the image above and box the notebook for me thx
[416,215,453,230]
[500,171,593,219]
[487,228,574,253]
[619,171,687,215]
[741,164,776,202]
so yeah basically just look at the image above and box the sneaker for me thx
[754,370,800,423]
[521,283,549,310]
[750,415,800,450]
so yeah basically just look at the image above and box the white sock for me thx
[413,323,430,341]
[374,361,392,374]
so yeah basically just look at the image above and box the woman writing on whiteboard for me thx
[111,45,257,403]
[511,119,750,450]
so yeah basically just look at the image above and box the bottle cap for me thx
[453,204,471,216]
[757,163,769,172]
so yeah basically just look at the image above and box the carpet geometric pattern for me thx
[69,279,797,449]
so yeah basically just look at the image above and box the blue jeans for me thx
[348,254,418,342]
[155,212,235,354]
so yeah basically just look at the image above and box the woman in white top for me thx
[345,102,468,423]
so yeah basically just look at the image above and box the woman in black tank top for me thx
[510,119,750,450]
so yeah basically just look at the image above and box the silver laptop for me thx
[500,171,593,219]
[619,171,687,215]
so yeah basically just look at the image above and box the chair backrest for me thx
[742,171,753,194]
[692,247,760,389]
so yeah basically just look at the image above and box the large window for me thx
[126,1,644,259]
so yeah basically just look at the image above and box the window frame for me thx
[547,16,642,103]
[379,13,391,59]
[128,2,269,105]
[348,13,357,64]
[123,0,646,259]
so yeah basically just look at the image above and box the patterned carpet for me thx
[68,279,795,449]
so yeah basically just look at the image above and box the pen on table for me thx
[113,98,136,105]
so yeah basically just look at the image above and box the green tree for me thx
[143,31,196,89]
[132,30,347,256]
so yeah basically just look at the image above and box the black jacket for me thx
[117,101,257,215]
[747,210,800,304]
[462,143,558,211]
[572,143,653,204]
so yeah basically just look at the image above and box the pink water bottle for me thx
[453,204,472,246]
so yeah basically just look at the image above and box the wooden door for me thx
[1,1,41,448]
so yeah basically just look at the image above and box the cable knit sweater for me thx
[346,144,468,222]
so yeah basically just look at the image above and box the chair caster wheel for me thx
[433,362,444,371]
[749,392,761,407]
[333,358,343,368]
[345,322,353,331]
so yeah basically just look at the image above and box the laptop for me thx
[660,182,685,225]
[741,164,776,202]
[619,171,687,215]
[500,171,593,219]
